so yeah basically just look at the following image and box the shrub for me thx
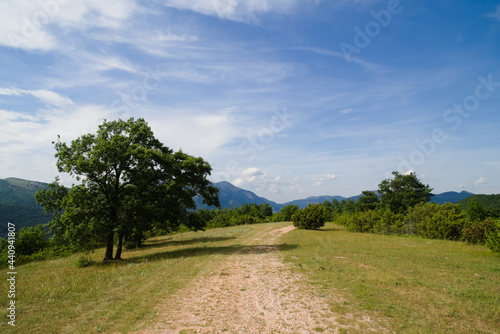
[405,203,467,241]
[485,219,500,253]
[345,210,376,233]
[292,204,326,230]
[344,208,403,234]
[75,254,94,267]
[16,225,49,256]
[230,214,263,225]
[462,218,496,244]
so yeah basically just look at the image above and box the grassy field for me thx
[1,221,499,333]
[0,224,260,334]
[280,222,500,333]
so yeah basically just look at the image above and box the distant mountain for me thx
[0,178,49,207]
[0,177,483,238]
[458,194,500,215]
[430,191,474,204]
[282,195,346,209]
[0,178,51,238]
[195,181,282,211]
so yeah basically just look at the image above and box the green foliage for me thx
[404,203,467,241]
[343,208,404,234]
[378,171,434,214]
[16,225,49,256]
[271,204,300,222]
[459,194,500,218]
[462,218,496,244]
[206,209,234,228]
[485,219,500,253]
[201,203,272,229]
[466,199,487,221]
[230,214,262,226]
[36,118,219,261]
[356,190,380,212]
[236,203,273,220]
[292,204,326,230]
[75,254,95,268]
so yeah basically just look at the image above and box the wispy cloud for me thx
[487,5,500,21]
[0,0,137,51]
[474,176,485,186]
[160,0,297,23]
[0,87,73,108]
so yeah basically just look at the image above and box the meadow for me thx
[1,222,498,333]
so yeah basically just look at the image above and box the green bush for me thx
[75,254,94,267]
[292,204,326,230]
[230,214,263,225]
[344,208,403,234]
[462,218,496,244]
[16,225,49,256]
[405,203,467,241]
[485,219,500,253]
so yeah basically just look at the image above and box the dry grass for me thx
[280,222,500,333]
[1,221,498,333]
[0,225,253,334]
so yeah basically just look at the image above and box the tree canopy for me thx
[378,172,434,214]
[36,118,219,261]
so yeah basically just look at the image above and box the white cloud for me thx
[0,104,121,184]
[144,107,240,156]
[474,177,485,186]
[234,167,267,186]
[0,0,136,51]
[161,0,297,23]
[326,173,336,180]
[0,87,73,108]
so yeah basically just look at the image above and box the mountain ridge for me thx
[0,177,477,237]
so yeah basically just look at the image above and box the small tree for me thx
[356,191,380,212]
[485,219,500,253]
[467,199,487,222]
[279,204,300,222]
[378,171,433,214]
[292,204,326,230]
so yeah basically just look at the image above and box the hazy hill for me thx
[282,195,347,209]
[195,181,282,211]
[0,177,49,207]
[458,194,500,216]
[0,178,51,238]
[0,177,481,238]
[430,191,474,204]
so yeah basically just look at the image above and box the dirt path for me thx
[135,225,386,334]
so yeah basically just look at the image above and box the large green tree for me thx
[378,171,433,214]
[36,118,219,261]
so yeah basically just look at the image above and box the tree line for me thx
[1,118,498,267]
[284,172,500,253]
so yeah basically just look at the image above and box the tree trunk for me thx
[135,230,143,248]
[115,231,124,260]
[103,231,114,261]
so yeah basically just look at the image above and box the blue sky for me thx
[0,0,499,203]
